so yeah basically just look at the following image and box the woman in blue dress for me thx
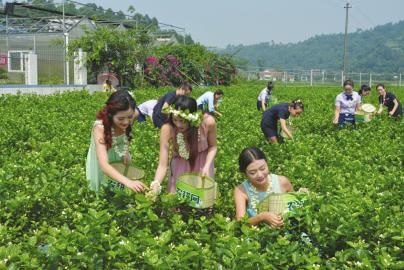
[260,99,304,144]
[234,147,307,227]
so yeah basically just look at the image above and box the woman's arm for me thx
[389,99,399,116]
[93,126,145,192]
[214,111,223,117]
[150,124,172,192]
[333,106,341,124]
[279,175,308,193]
[377,104,384,114]
[234,186,248,221]
[280,118,292,139]
[278,175,294,192]
[234,186,283,227]
[201,116,217,176]
[261,99,266,111]
[356,99,361,111]
[208,95,215,113]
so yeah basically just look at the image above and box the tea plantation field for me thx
[0,81,403,269]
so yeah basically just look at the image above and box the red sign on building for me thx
[0,54,7,65]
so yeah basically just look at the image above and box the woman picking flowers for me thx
[150,96,217,193]
[86,91,146,193]
[234,147,307,227]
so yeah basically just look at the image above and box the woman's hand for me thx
[125,179,146,193]
[298,187,309,193]
[389,111,395,116]
[201,165,210,177]
[333,117,339,124]
[149,180,162,194]
[260,212,284,228]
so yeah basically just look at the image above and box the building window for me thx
[8,51,31,72]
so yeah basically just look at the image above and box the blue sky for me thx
[79,0,404,48]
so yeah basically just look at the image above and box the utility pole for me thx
[62,0,70,85]
[342,2,351,81]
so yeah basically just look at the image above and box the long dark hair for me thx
[376,83,385,89]
[239,147,267,173]
[169,96,199,168]
[359,84,371,96]
[96,90,137,149]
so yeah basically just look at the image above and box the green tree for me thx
[68,26,152,87]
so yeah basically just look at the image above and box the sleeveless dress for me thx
[167,114,214,193]
[241,174,282,217]
[85,120,128,192]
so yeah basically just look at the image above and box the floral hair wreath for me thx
[163,105,202,127]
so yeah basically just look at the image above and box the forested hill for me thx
[220,20,404,73]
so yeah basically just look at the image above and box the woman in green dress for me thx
[86,91,146,192]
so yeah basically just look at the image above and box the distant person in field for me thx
[358,84,371,103]
[260,99,304,143]
[376,83,402,118]
[333,79,361,128]
[234,147,308,227]
[103,79,116,94]
[86,91,146,193]
[257,81,273,111]
[137,99,157,123]
[150,96,217,194]
[196,89,224,117]
[152,82,193,128]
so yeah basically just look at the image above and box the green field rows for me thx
[0,82,403,269]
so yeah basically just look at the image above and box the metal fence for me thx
[0,33,72,85]
[238,68,403,87]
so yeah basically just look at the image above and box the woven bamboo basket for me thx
[280,124,295,139]
[355,103,376,123]
[110,161,145,180]
[176,173,217,208]
[257,192,304,215]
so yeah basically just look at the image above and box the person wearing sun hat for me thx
[333,79,361,128]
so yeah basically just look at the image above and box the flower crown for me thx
[163,105,202,127]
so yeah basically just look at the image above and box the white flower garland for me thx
[250,176,273,213]
[176,132,189,160]
[163,106,202,127]
[111,127,129,158]
[176,129,201,160]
